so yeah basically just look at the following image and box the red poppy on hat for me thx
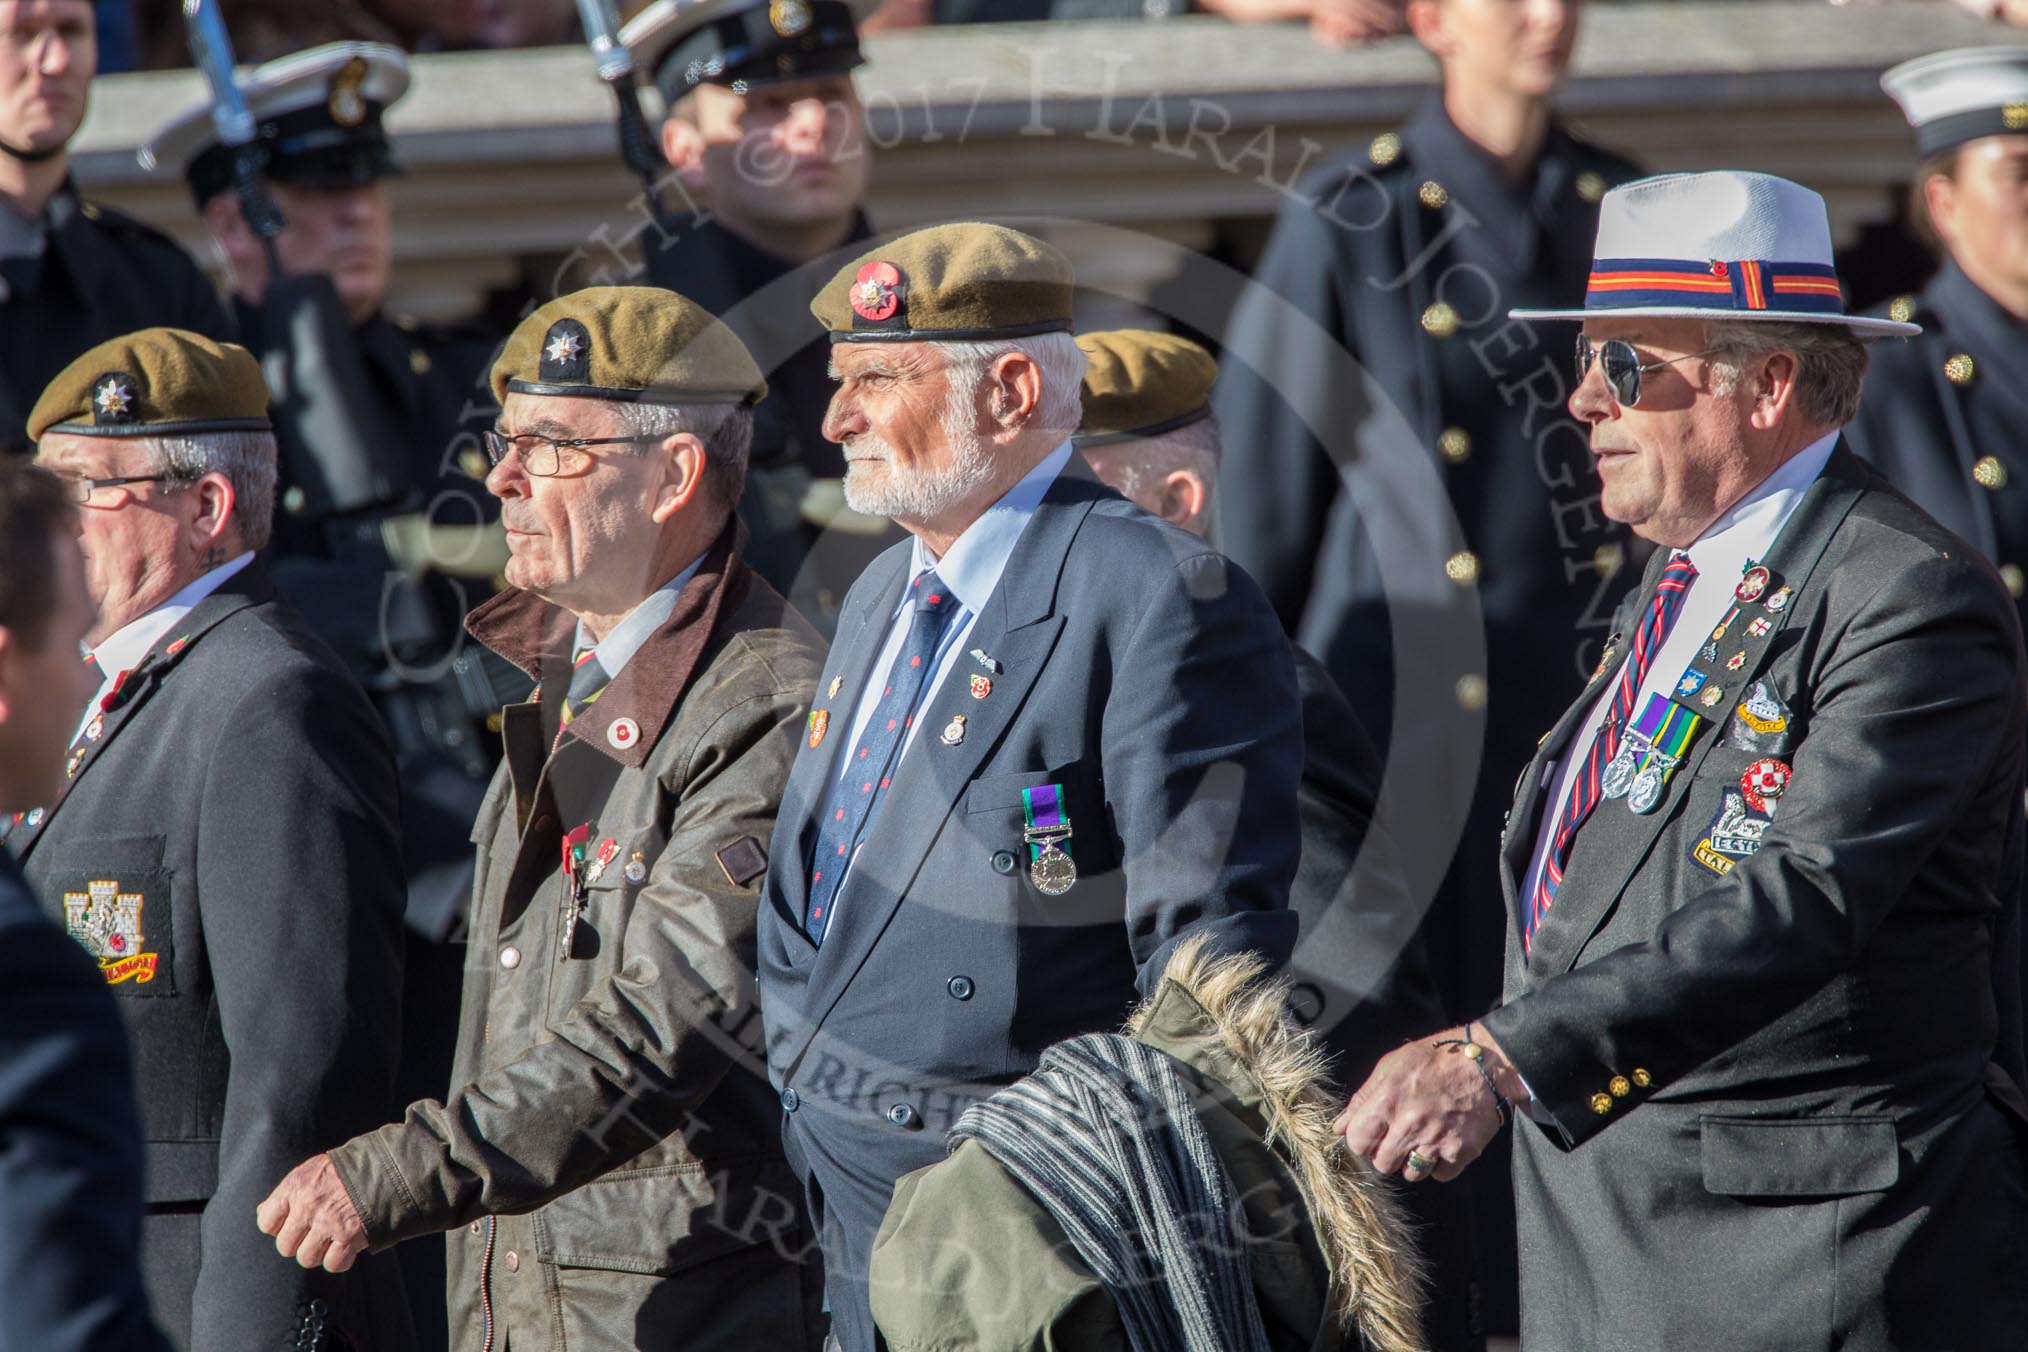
[851,261,901,323]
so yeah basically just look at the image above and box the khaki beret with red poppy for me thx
[811,222,1075,343]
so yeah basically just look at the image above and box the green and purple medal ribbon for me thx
[1021,783,1068,863]
[1629,693,1701,772]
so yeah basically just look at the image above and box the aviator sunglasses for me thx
[1575,335,1720,407]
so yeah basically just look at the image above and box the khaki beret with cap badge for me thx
[29,328,272,441]
[490,285,767,407]
[812,222,1075,343]
[1073,329,1216,449]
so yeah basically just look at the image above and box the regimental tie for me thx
[803,570,961,944]
[1527,553,1699,950]
[560,645,611,727]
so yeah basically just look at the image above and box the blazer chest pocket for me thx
[964,764,1111,882]
[42,835,176,996]
[1699,1115,1899,1198]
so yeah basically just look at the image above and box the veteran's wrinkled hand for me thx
[1335,1024,1519,1183]
[257,1154,369,1273]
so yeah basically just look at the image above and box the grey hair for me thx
[140,430,278,551]
[1092,412,1223,503]
[1703,320,1870,431]
[936,331,1088,438]
[608,400,756,511]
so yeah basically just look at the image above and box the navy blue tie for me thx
[805,569,961,943]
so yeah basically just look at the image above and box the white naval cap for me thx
[1510,170,1920,339]
[141,42,409,204]
[620,0,877,102]
[1883,46,2028,158]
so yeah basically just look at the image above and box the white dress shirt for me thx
[1520,432,1838,913]
[569,550,707,682]
[77,551,254,742]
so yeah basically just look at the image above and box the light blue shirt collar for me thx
[572,550,708,681]
[905,439,1074,611]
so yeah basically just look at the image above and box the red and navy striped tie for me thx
[1526,553,1698,949]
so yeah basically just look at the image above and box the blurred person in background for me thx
[0,0,227,453]
[147,41,515,1348]
[1211,1,1639,1336]
[623,0,897,633]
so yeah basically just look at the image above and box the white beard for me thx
[840,386,1000,523]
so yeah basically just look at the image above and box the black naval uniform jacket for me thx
[0,847,169,1352]
[756,461,1303,1352]
[645,213,900,629]
[0,182,229,454]
[12,562,416,1352]
[1484,447,2028,1350]
[1846,260,2028,611]
[1212,92,1641,1333]
[1212,92,1643,1019]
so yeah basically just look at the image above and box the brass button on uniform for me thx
[460,448,491,480]
[1590,1092,1614,1115]
[1455,675,1488,711]
[1609,1075,1632,1098]
[1576,170,1608,204]
[1421,301,1461,339]
[1631,1068,1652,1088]
[2004,564,2026,599]
[1369,131,1402,167]
[504,1250,520,1273]
[499,945,522,970]
[409,348,432,375]
[1945,353,1976,386]
[282,486,307,515]
[1594,542,1624,578]
[1887,294,1916,324]
[1418,180,1448,210]
[1974,456,2007,490]
[1445,550,1481,586]
[1438,427,1471,463]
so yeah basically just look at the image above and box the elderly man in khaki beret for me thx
[15,328,414,1352]
[753,223,1303,1352]
[258,286,829,1352]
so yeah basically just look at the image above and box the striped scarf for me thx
[949,1033,1275,1352]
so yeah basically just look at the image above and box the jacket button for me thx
[887,1103,920,1129]
[1438,427,1471,463]
[504,1250,520,1273]
[1975,456,2007,491]
[991,850,1017,875]
[1631,1068,1652,1088]
[1445,550,1481,586]
[531,813,554,833]
[499,945,522,970]
[1590,1092,1614,1115]
[948,975,975,1000]
[781,1088,800,1112]
[469,1222,480,1234]
[1609,1075,1632,1098]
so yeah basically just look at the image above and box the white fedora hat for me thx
[1510,171,1919,339]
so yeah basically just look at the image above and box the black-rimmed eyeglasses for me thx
[480,429,667,477]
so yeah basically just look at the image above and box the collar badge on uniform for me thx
[607,716,640,750]
[770,0,813,35]
[969,674,992,700]
[940,714,966,746]
[624,850,648,884]
[92,372,139,425]
[328,55,371,127]
[851,261,903,325]
[540,319,592,382]
[1764,585,1792,612]
[1735,563,1771,603]
[807,707,829,748]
